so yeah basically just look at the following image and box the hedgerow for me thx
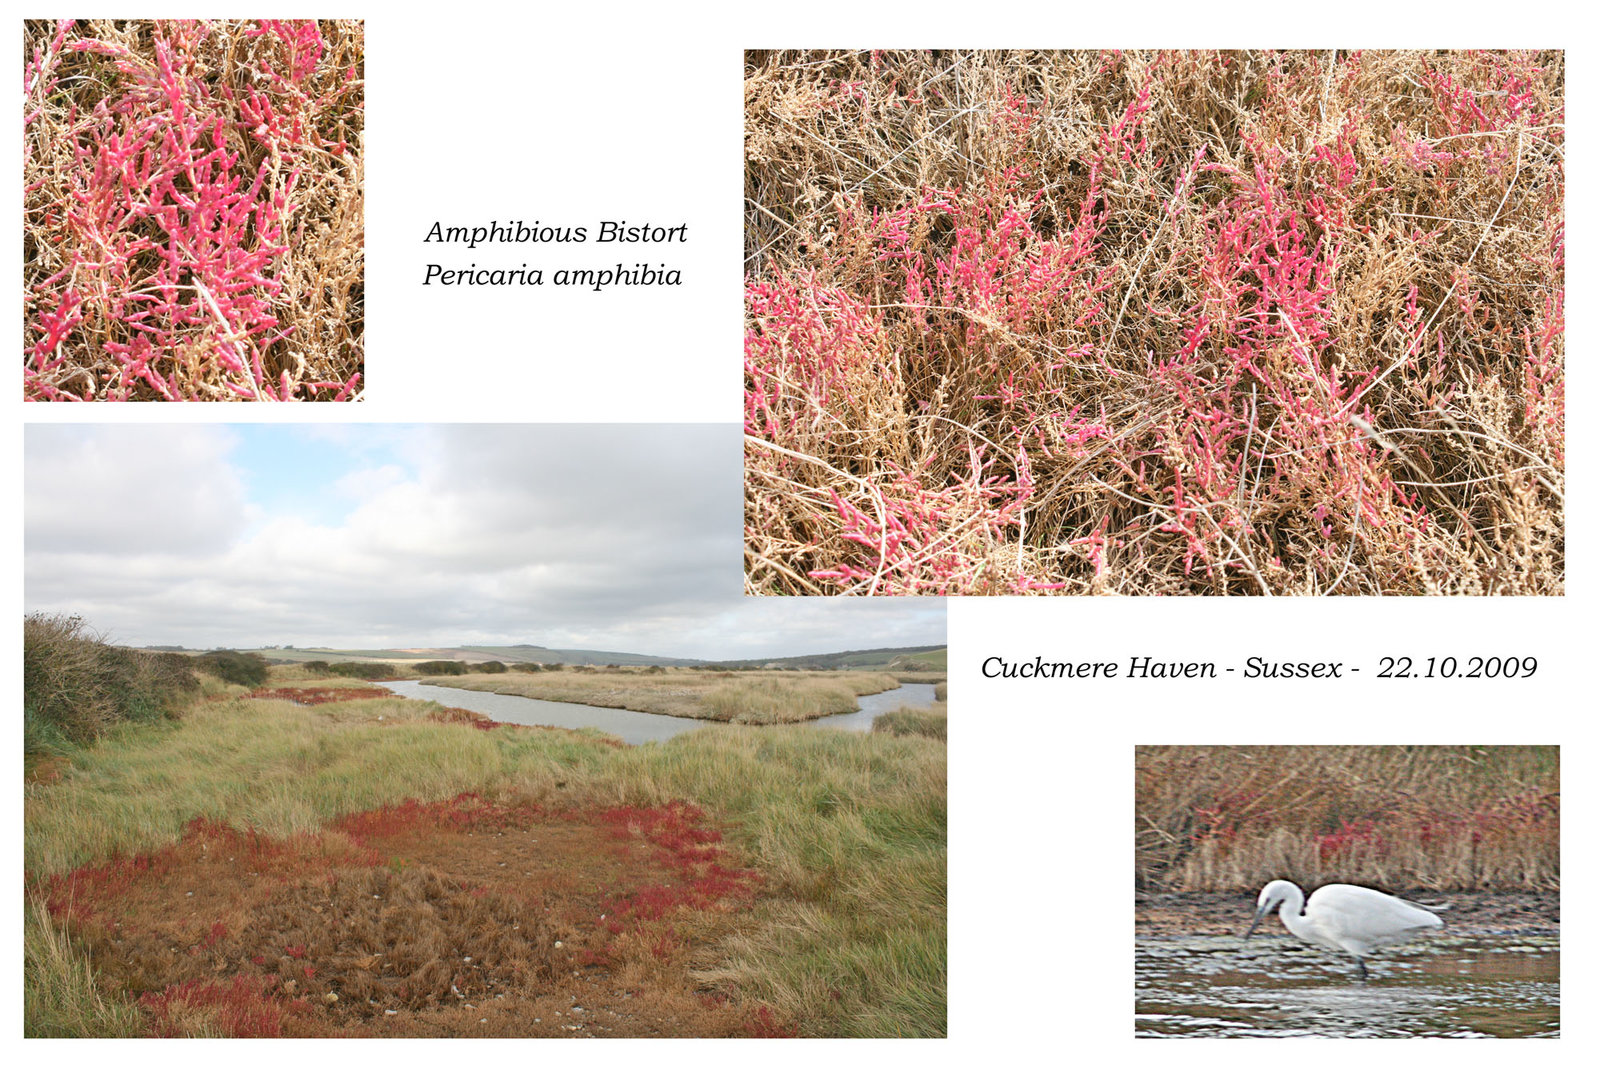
[23,613,197,753]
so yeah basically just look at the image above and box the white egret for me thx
[1245,879,1444,978]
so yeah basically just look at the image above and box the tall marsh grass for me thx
[25,897,146,1037]
[1136,745,1558,891]
[872,707,947,741]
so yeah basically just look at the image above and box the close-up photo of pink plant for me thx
[23,19,364,401]
[745,50,1563,595]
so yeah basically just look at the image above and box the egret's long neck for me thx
[1277,886,1311,938]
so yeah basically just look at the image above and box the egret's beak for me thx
[1244,904,1270,939]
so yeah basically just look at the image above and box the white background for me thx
[10,2,1592,1063]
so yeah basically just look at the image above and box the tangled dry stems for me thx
[745,50,1563,595]
[24,19,364,401]
[1135,745,1559,891]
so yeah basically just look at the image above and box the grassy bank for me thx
[872,707,947,742]
[26,686,945,1037]
[1136,746,1558,891]
[420,668,902,724]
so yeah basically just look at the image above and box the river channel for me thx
[378,680,940,746]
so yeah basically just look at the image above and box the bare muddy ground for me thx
[1137,889,1560,938]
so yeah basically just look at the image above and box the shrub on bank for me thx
[23,613,197,752]
[196,650,270,688]
[415,660,467,676]
[325,661,394,680]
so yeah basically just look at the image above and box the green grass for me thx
[26,689,945,1037]
[888,649,947,671]
[25,896,146,1037]
[24,693,607,878]
[871,707,947,741]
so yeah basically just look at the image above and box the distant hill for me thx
[704,645,947,671]
[209,645,706,667]
[139,642,946,671]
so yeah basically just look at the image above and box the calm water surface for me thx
[1136,933,1559,1037]
[378,680,939,746]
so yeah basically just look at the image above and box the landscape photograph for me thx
[24,423,947,1037]
[745,50,1564,595]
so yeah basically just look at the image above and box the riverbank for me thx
[26,683,946,1037]
[1136,890,1561,939]
[415,669,904,724]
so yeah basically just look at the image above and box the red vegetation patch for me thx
[40,795,775,1036]
[24,20,364,402]
[248,686,382,706]
[331,792,545,843]
[141,975,287,1038]
[45,816,379,927]
[745,50,1564,595]
[425,704,503,730]
[745,1003,801,1038]
[594,802,762,924]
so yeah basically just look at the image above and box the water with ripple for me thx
[1136,933,1559,1037]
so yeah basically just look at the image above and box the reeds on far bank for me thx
[1135,745,1558,891]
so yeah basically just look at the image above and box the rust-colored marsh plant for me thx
[746,50,1563,594]
[24,20,363,401]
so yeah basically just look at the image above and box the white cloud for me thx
[24,424,944,658]
[25,424,249,557]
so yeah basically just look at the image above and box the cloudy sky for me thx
[24,424,945,658]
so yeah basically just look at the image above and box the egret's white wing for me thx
[1308,884,1442,954]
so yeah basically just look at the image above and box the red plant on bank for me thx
[23,19,363,401]
[141,975,286,1038]
[248,686,379,706]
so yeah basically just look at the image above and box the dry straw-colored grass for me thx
[745,50,1563,594]
[24,19,363,401]
[1135,745,1559,891]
